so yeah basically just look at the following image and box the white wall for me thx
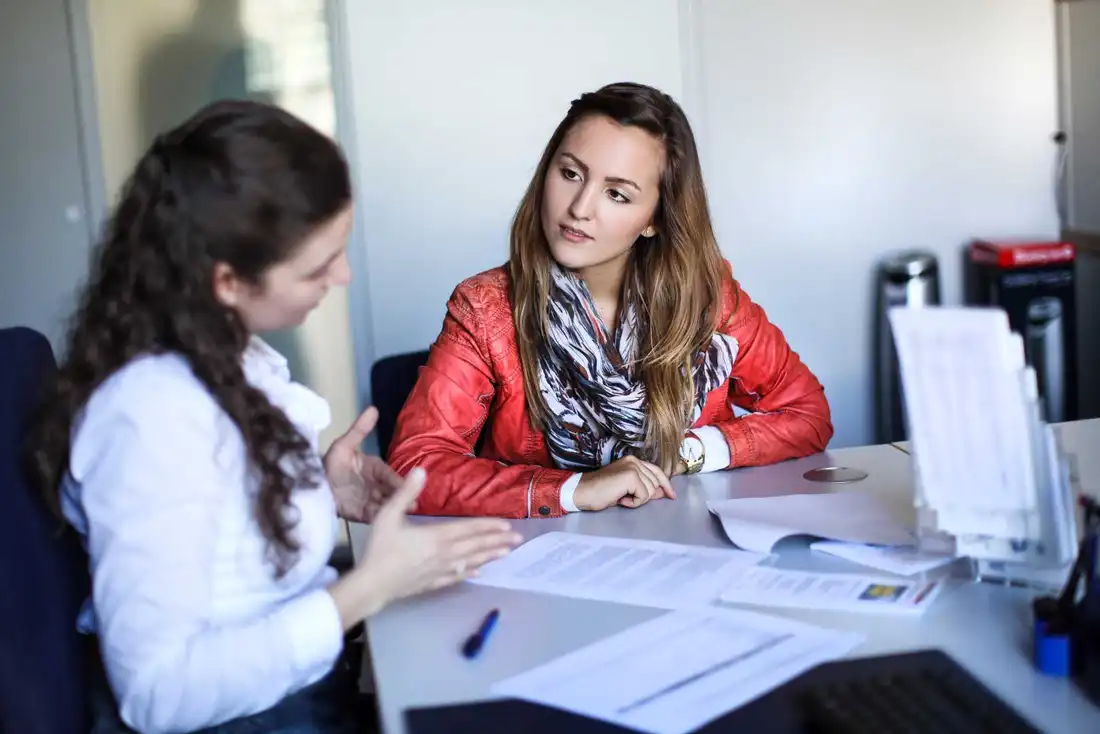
[344,0,1061,448]
[340,0,685,367]
[86,0,358,450]
[691,0,1061,446]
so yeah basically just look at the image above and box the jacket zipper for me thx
[525,474,534,518]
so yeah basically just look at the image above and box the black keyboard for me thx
[799,651,1043,734]
[404,650,1048,734]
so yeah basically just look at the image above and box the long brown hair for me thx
[510,82,730,472]
[29,99,351,575]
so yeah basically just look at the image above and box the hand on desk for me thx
[575,456,676,511]
[328,467,522,630]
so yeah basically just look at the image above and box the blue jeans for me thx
[88,643,374,734]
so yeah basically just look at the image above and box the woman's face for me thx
[215,203,354,333]
[540,115,664,275]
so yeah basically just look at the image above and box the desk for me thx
[355,438,1099,734]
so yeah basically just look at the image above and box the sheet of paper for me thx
[719,566,943,615]
[888,307,1038,515]
[706,491,916,553]
[490,607,863,734]
[470,531,761,609]
[810,540,956,576]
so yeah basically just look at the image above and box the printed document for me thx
[719,566,943,615]
[491,607,863,734]
[707,491,916,553]
[470,531,760,609]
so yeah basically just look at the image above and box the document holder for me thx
[887,306,1079,591]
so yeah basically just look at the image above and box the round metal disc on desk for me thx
[803,466,869,483]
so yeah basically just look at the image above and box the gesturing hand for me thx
[328,468,522,628]
[573,456,677,512]
[324,406,404,522]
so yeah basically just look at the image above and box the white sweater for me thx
[61,339,344,734]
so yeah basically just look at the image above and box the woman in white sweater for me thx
[29,99,519,734]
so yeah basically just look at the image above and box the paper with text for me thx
[491,607,863,734]
[719,566,943,615]
[706,492,916,554]
[470,532,761,609]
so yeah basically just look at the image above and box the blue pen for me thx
[461,608,500,659]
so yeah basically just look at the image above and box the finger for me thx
[446,530,523,562]
[369,483,414,516]
[434,517,515,543]
[637,460,676,500]
[455,544,516,576]
[334,406,379,452]
[366,458,404,490]
[377,466,426,521]
[430,542,516,591]
[426,568,468,591]
[631,465,658,504]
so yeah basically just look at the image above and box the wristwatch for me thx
[679,430,705,475]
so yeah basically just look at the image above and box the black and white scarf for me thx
[537,264,739,471]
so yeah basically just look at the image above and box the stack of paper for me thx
[491,607,863,734]
[470,531,761,609]
[706,491,916,554]
[888,307,1077,570]
[810,540,956,576]
[718,566,943,616]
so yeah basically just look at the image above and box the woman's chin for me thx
[548,240,600,271]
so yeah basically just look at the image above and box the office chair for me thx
[0,327,92,734]
[370,349,431,460]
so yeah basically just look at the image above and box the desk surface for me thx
[358,433,1100,734]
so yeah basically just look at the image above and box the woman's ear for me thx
[211,261,244,308]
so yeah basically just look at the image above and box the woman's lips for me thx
[560,224,592,242]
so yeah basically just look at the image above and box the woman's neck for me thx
[577,253,629,333]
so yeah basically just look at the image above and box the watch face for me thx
[681,436,703,462]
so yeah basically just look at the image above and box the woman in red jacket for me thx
[388,82,833,518]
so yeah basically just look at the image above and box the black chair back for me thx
[0,327,92,734]
[370,350,430,459]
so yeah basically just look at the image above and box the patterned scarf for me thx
[537,264,739,471]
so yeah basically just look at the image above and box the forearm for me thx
[389,442,573,518]
[711,394,833,467]
[327,570,389,631]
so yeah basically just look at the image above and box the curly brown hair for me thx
[29,99,351,575]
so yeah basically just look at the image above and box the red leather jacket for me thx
[388,264,833,518]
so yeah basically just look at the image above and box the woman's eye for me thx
[561,167,581,181]
[608,189,630,204]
